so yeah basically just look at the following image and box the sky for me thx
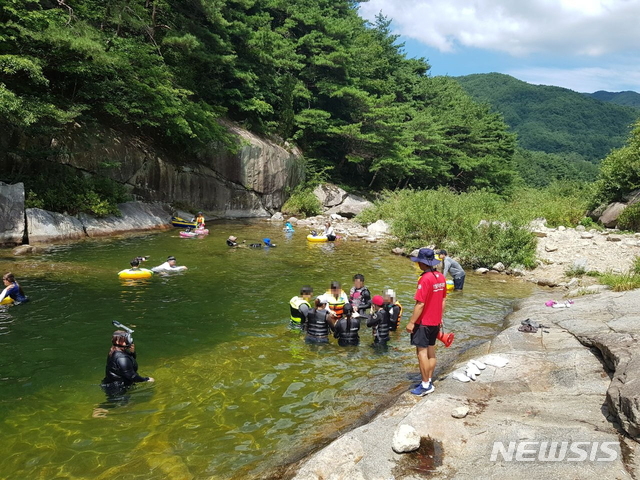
[357,0,640,93]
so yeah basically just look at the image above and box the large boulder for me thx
[26,208,86,243]
[79,202,172,237]
[599,202,626,228]
[313,184,348,208]
[0,182,25,246]
[367,219,390,236]
[325,194,372,218]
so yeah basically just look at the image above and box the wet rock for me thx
[79,202,171,237]
[0,182,25,246]
[475,268,489,274]
[537,278,557,287]
[391,424,421,453]
[451,406,469,419]
[287,216,298,224]
[270,212,284,221]
[26,208,86,243]
[492,262,505,272]
[12,244,38,256]
[367,220,389,236]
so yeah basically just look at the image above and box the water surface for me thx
[0,221,534,479]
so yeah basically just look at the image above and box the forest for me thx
[1,0,517,196]
[456,73,639,162]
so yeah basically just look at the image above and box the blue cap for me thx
[263,238,271,245]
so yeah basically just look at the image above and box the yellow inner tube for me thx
[446,281,454,292]
[1,297,14,305]
[307,234,329,243]
[118,268,154,279]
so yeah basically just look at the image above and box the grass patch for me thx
[596,272,640,292]
[564,265,587,277]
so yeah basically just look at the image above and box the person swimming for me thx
[0,272,28,304]
[151,256,188,273]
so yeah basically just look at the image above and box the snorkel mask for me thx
[112,320,134,345]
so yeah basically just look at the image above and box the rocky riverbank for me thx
[282,288,640,480]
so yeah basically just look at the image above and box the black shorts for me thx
[411,324,440,348]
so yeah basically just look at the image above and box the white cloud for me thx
[508,65,640,92]
[358,0,640,57]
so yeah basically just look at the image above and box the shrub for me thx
[633,257,640,276]
[597,272,640,292]
[281,188,322,218]
[617,203,640,232]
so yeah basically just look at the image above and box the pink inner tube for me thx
[180,231,198,238]
[194,228,209,235]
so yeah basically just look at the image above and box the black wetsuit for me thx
[331,315,361,346]
[102,350,149,394]
[305,308,330,344]
[367,309,391,344]
[386,303,401,331]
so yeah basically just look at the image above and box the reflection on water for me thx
[0,221,534,479]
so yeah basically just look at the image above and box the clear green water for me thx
[0,221,534,479]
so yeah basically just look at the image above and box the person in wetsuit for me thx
[329,302,360,346]
[349,273,371,317]
[366,295,391,346]
[102,330,154,396]
[383,288,403,331]
[0,272,28,304]
[304,296,331,344]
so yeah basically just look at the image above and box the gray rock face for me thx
[325,194,372,218]
[1,122,303,220]
[599,202,626,228]
[0,182,25,246]
[313,184,348,208]
[391,424,420,453]
[26,208,85,243]
[79,202,172,237]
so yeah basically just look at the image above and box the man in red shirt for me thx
[406,248,447,396]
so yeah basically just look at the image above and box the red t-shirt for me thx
[414,270,447,326]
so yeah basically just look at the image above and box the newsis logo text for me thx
[490,441,619,462]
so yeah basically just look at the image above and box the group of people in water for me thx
[289,274,403,347]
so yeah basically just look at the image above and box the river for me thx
[0,220,534,479]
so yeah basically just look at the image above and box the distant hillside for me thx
[587,90,640,108]
[455,73,639,161]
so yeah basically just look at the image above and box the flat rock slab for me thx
[79,201,172,237]
[289,290,640,480]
